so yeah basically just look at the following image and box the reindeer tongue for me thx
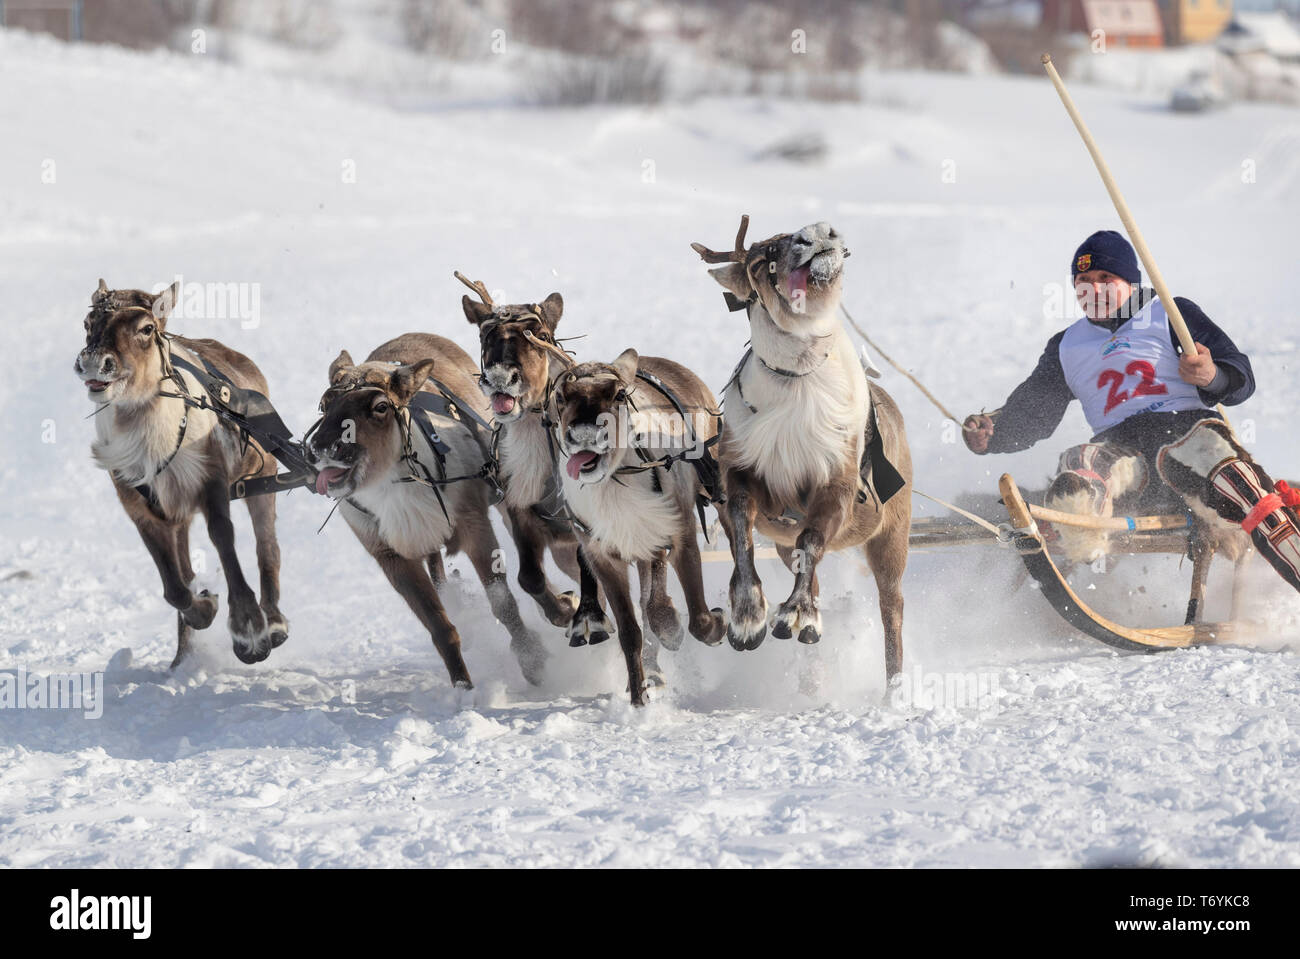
[788,265,811,299]
[492,393,516,415]
[315,467,348,496]
[566,451,598,480]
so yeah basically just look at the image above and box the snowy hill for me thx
[1,28,1298,867]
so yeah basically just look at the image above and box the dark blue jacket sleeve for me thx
[1169,296,1255,406]
[986,329,1074,454]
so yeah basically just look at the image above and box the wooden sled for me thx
[998,472,1243,652]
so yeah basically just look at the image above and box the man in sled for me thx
[963,229,1300,594]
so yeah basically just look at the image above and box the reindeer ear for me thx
[96,278,109,297]
[328,349,354,384]
[539,292,563,330]
[611,348,639,386]
[462,295,493,326]
[707,263,752,302]
[150,280,182,328]
[390,358,436,405]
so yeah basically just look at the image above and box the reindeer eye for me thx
[372,401,390,416]
[140,324,155,337]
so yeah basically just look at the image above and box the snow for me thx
[2,27,1299,867]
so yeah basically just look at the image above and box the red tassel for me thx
[1276,480,1300,508]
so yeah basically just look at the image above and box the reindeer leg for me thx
[245,491,288,649]
[587,551,647,706]
[1185,529,1215,625]
[634,556,666,688]
[199,480,268,664]
[773,544,820,642]
[460,513,547,687]
[567,542,614,647]
[773,481,854,645]
[672,531,726,646]
[509,507,579,628]
[553,539,604,609]
[865,519,909,683]
[725,470,767,651]
[132,511,217,664]
[374,547,472,688]
[641,549,682,652]
[169,521,205,668]
[426,551,446,588]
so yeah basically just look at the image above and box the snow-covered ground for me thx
[2,29,1299,867]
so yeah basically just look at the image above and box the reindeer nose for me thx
[507,368,521,387]
[328,440,359,464]
[100,356,116,374]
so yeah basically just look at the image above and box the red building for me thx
[1042,0,1166,48]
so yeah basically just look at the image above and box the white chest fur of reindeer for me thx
[344,410,456,559]
[498,413,555,512]
[560,455,680,562]
[726,308,867,503]
[91,359,225,517]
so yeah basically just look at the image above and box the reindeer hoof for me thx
[692,608,727,646]
[568,609,613,647]
[231,640,270,664]
[728,621,767,651]
[266,614,290,649]
[772,603,821,643]
[545,591,580,628]
[230,602,270,664]
[182,590,219,630]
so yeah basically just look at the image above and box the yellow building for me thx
[1158,0,1234,45]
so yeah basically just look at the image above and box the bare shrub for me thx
[524,51,666,106]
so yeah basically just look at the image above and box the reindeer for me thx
[305,333,547,690]
[550,349,728,706]
[456,274,609,644]
[75,280,288,668]
[691,217,912,683]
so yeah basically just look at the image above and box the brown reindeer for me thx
[550,350,728,705]
[692,217,912,683]
[75,280,288,668]
[305,333,547,689]
[457,276,606,643]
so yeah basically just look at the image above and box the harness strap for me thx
[131,402,190,519]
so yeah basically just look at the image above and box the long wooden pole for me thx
[1040,54,1197,356]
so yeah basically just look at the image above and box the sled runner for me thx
[996,473,1241,652]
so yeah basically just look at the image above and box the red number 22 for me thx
[1097,360,1168,415]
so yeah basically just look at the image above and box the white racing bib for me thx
[1059,297,1208,434]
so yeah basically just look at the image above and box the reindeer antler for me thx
[454,271,494,308]
[690,214,751,264]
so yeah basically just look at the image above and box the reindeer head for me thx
[457,271,565,424]
[692,217,848,332]
[75,279,182,405]
[306,351,436,499]
[551,349,640,487]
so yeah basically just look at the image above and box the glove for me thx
[963,412,996,455]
